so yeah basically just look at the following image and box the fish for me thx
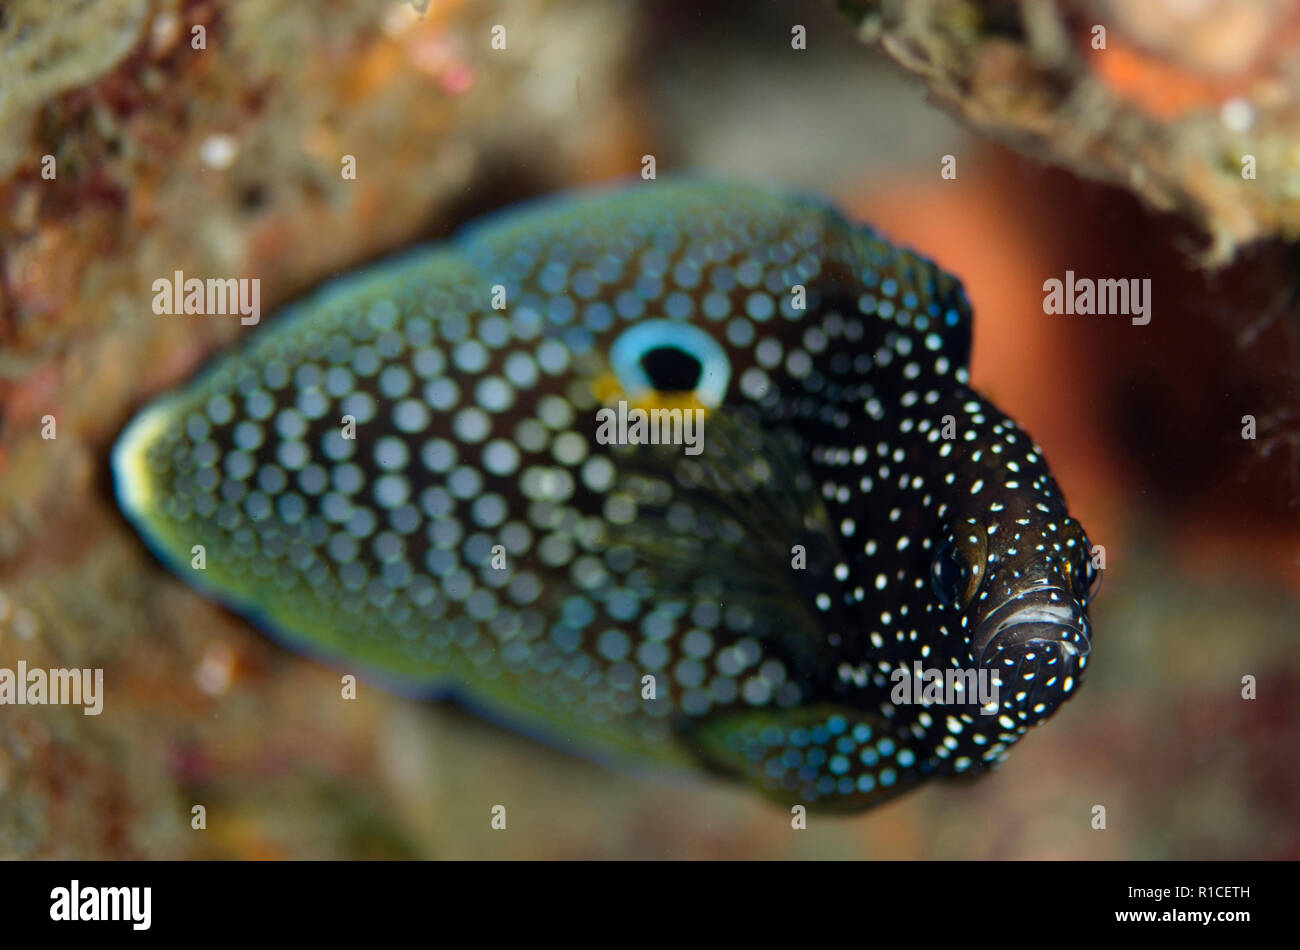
[112,180,1098,811]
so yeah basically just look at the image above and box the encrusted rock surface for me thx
[839,0,1300,263]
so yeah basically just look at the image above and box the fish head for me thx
[929,497,1098,726]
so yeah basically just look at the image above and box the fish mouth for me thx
[971,587,1090,722]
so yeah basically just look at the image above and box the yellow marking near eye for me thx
[591,370,713,416]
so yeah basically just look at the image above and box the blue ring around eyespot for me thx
[609,319,731,408]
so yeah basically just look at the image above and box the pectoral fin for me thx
[687,704,927,812]
[606,408,845,675]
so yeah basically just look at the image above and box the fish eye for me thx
[931,525,987,609]
[931,540,967,607]
[1063,517,1101,601]
[1084,559,1102,599]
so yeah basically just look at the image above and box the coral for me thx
[0,0,151,177]
[839,0,1300,263]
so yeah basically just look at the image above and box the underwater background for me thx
[1,0,1298,858]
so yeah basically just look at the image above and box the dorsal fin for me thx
[847,223,974,372]
[455,178,976,375]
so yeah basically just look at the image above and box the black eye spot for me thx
[639,346,702,392]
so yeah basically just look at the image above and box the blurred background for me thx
[1,0,1298,858]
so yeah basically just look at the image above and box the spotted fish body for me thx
[114,181,1097,810]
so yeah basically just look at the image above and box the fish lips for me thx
[970,587,1091,722]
